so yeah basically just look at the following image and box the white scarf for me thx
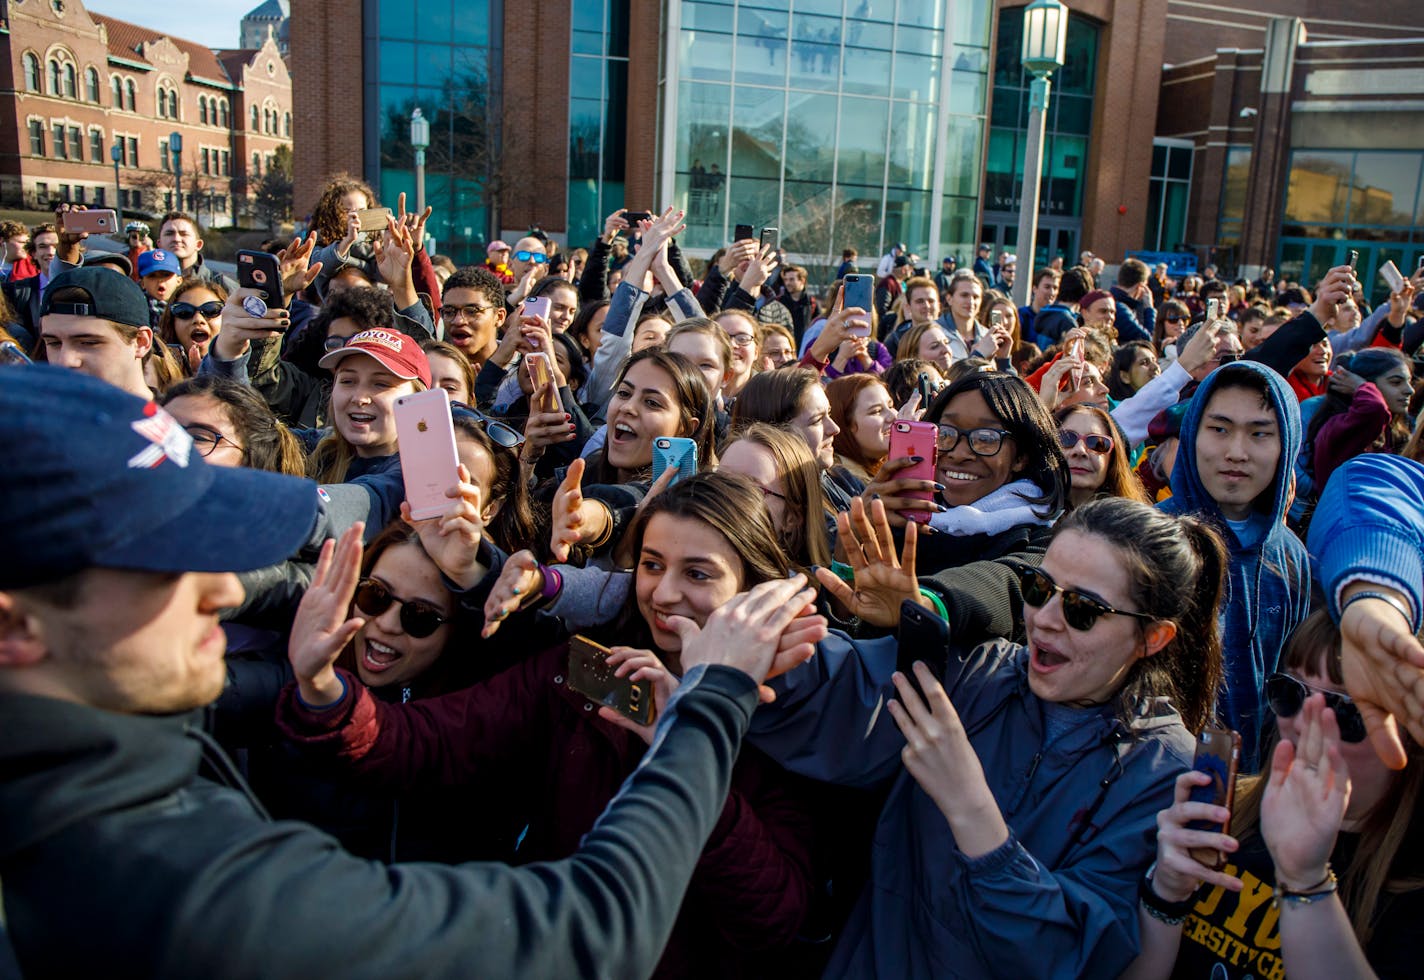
[928,480,1055,537]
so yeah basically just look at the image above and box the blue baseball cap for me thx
[137,248,182,277]
[0,366,321,589]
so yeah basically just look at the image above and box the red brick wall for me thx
[0,0,290,225]
[624,0,660,210]
[497,0,570,234]
[290,0,362,218]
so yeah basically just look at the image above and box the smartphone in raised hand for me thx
[733,223,755,243]
[356,207,394,233]
[567,634,655,725]
[526,351,563,415]
[1381,260,1406,295]
[888,421,937,524]
[760,227,780,253]
[237,250,285,308]
[520,295,552,323]
[60,209,118,235]
[652,436,697,487]
[842,274,874,337]
[1185,723,1240,870]
[393,388,461,521]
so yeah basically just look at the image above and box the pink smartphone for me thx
[60,209,118,235]
[521,296,552,323]
[888,420,937,524]
[393,388,461,521]
[525,351,563,414]
[1067,338,1085,390]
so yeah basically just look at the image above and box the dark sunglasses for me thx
[171,301,224,319]
[354,578,449,639]
[1014,564,1156,632]
[1058,430,1114,455]
[1163,315,1186,323]
[1265,672,1368,743]
[513,250,548,264]
[451,402,524,449]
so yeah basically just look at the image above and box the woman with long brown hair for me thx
[1053,403,1150,508]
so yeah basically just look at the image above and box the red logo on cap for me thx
[128,405,193,469]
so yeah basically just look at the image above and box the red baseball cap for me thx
[318,328,433,388]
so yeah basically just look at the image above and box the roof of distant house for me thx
[92,13,241,87]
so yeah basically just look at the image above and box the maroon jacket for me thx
[1313,381,1392,490]
[276,643,817,977]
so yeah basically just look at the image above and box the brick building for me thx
[0,0,292,228]
[293,1,1424,273]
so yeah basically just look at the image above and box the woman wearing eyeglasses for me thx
[1125,608,1424,980]
[753,496,1228,978]
[157,277,227,369]
[1053,404,1150,509]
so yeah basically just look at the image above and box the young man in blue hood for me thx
[1159,360,1310,769]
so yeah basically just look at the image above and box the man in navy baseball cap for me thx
[39,265,155,397]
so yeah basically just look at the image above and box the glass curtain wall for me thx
[1278,147,1424,305]
[984,7,1099,263]
[1144,139,1193,251]
[666,0,991,265]
[369,0,496,263]
[567,0,630,247]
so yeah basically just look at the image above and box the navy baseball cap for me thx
[40,266,150,330]
[0,366,321,589]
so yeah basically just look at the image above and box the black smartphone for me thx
[916,371,934,406]
[760,227,780,253]
[734,223,755,242]
[566,634,655,726]
[897,598,950,702]
[237,249,284,308]
[1185,723,1240,869]
[622,210,652,225]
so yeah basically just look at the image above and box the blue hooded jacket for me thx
[1159,361,1311,769]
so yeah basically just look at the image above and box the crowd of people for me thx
[3,185,1424,980]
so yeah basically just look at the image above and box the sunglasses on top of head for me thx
[353,579,449,639]
[451,401,525,450]
[1012,563,1156,632]
[1264,672,1368,743]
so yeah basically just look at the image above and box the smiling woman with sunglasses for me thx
[1054,403,1150,508]
[1128,608,1424,980]
[755,495,1228,978]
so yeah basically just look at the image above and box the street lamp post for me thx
[170,131,183,212]
[410,108,430,219]
[110,141,124,231]
[1012,0,1068,307]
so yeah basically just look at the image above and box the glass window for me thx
[892,53,939,102]
[85,67,99,102]
[125,80,135,112]
[675,81,731,174]
[835,96,889,187]
[160,139,169,171]
[788,41,839,91]
[731,86,785,180]
[841,47,893,96]
[48,60,60,95]
[887,102,936,189]
[52,124,66,160]
[24,54,39,92]
[1285,152,1352,226]
[111,75,122,107]
[1351,152,1420,227]
[29,120,44,156]
[783,93,836,184]
[89,129,102,162]
[415,0,452,39]
[943,116,982,199]
[1220,147,1252,224]
[450,0,489,46]
[127,137,137,168]
[782,178,833,254]
[63,63,76,98]
[381,41,417,84]
[735,8,788,87]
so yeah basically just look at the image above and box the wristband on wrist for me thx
[1138,863,1198,925]
[533,564,562,607]
[1340,589,1413,626]
[918,587,948,622]
[1272,867,1337,909]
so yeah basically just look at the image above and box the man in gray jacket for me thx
[0,366,819,979]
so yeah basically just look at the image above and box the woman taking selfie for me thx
[753,496,1227,978]
[1124,610,1424,980]
[276,474,827,977]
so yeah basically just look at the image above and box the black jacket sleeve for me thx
[579,238,613,305]
[1245,308,1325,378]
[695,265,733,316]
[666,239,694,290]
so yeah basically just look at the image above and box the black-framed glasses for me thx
[513,250,548,264]
[1058,430,1114,455]
[354,578,449,639]
[1013,564,1156,632]
[324,334,354,352]
[451,402,524,449]
[757,484,787,503]
[440,304,493,321]
[1265,672,1368,744]
[936,423,1011,457]
[171,301,223,320]
[183,423,243,459]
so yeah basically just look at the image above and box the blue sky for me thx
[82,0,257,50]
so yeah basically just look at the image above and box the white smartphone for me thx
[1381,260,1406,295]
[393,388,461,521]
